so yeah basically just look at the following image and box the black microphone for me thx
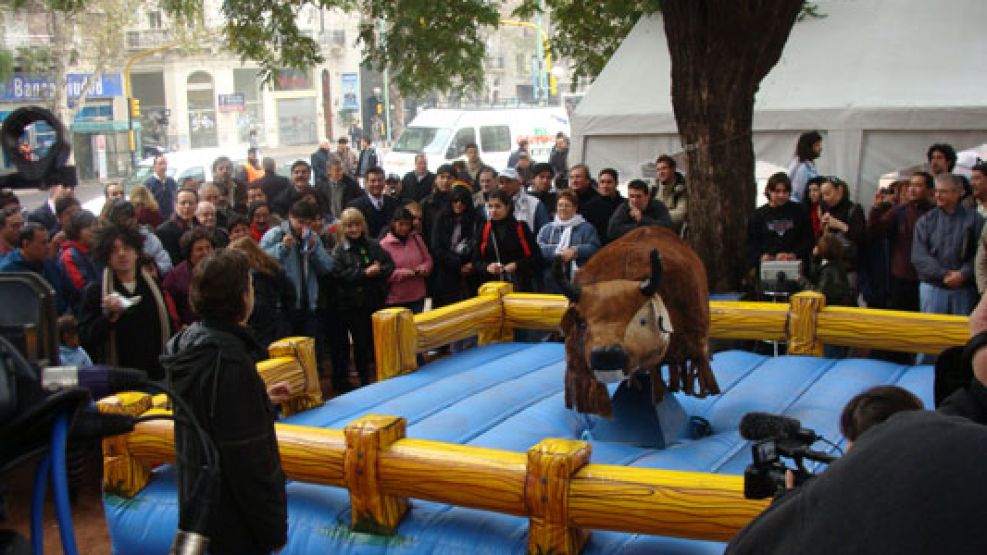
[41,365,148,400]
[739,412,802,441]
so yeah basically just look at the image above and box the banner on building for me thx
[0,73,123,102]
[341,73,359,111]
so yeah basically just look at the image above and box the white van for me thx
[383,108,570,176]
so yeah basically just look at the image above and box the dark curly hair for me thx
[190,248,250,323]
[92,224,144,266]
[179,227,216,261]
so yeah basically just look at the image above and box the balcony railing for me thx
[124,29,173,51]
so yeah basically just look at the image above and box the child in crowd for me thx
[58,314,92,366]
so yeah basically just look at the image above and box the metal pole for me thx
[378,19,392,146]
[500,20,555,102]
[534,11,547,102]
[123,42,176,168]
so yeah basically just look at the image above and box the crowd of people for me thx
[0,133,982,391]
[3,130,986,553]
[750,135,986,349]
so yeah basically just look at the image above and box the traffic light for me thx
[129,98,140,118]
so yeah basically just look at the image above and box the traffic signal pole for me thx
[124,42,176,168]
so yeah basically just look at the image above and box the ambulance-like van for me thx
[382,107,570,176]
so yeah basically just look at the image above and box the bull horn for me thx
[553,256,581,303]
[639,249,663,296]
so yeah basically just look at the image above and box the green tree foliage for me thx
[358,0,500,97]
[515,0,659,85]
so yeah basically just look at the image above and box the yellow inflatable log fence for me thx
[98,399,768,552]
[101,288,970,554]
[374,287,970,381]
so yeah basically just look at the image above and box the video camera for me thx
[0,107,218,555]
[740,411,838,499]
[0,106,75,191]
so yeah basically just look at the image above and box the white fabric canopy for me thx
[572,0,987,202]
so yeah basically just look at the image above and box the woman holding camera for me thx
[474,189,541,293]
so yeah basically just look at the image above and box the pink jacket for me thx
[380,231,433,305]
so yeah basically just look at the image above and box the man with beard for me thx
[212,156,247,213]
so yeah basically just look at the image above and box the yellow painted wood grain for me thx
[267,336,323,413]
[344,415,409,534]
[526,439,592,554]
[373,308,418,381]
[378,438,529,516]
[415,296,503,351]
[709,301,789,341]
[787,292,825,355]
[817,306,968,355]
[568,465,768,542]
[504,294,569,331]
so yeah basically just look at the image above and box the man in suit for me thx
[317,157,362,221]
[347,166,399,239]
[28,165,76,233]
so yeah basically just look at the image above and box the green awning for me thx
[70,120,140,134]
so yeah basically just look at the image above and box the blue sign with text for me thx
[0,73,124,102]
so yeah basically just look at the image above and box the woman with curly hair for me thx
[78,224,173,380]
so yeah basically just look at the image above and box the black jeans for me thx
[332,306,375,386]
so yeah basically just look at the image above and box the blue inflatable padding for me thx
[105,346,933,554]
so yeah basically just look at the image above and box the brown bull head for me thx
[558,249,673,416]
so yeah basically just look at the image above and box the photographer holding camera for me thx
[728,385,987,554]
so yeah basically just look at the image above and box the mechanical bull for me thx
[556,226,719,417]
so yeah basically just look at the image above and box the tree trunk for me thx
[662,0,801,292]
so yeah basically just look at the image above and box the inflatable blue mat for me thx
[104,344,933,554]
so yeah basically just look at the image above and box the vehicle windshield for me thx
[392,127,450,155]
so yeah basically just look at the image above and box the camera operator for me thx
[728,392,987,554]
[161,248,289,555]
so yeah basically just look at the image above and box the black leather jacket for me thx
[162,320,287,555]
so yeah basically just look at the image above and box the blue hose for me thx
[31,452,51,555]
[51,412,79,555]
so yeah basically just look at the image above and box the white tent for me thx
[571,0,987,202]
